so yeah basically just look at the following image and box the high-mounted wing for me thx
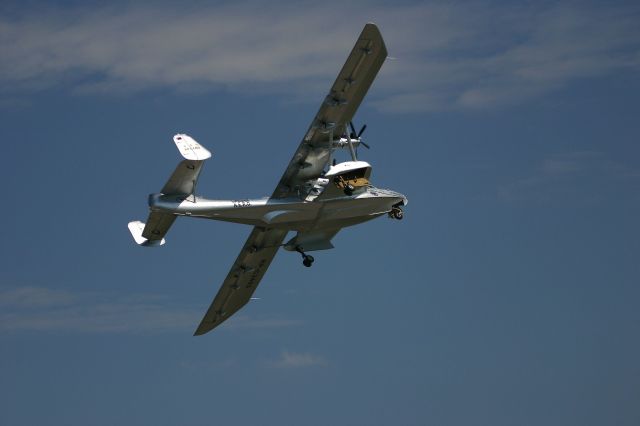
[194,24,387,335]
[194,227,288,335]
[272,23,387,199]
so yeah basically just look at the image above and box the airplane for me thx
[128,23,407,336]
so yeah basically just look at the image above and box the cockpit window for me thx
[333,167,371,192]
[335,167,368,180]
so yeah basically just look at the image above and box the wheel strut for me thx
[296,246,315,267]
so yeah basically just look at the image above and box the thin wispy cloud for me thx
[223,315,303,330]
[498,151,640,203]
[0,286,300,333]
[0,286,77,307]
[0,286,198,333]
[269,350,328,368]
[1,1,639,111]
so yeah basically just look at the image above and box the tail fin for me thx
[128,134,211,246]
[162,134,211,196]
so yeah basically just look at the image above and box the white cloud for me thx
[0,286,198,333]
[498,151,640,203]
[0,286,299,334]
[0,286,77,307]
[269,350,327,368]
[222,315,302,330]
[0,1,639,111]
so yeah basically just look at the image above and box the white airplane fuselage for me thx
[150,185,406,232]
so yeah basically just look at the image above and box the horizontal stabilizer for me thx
[173,134,211,160]
[128,221,166,246]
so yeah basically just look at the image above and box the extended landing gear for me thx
[296,246,315,267]
[389,206,404,220]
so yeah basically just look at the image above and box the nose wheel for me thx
[389,206,404,220]
[296,246,315,267]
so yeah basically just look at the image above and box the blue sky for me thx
[1,1,639,425]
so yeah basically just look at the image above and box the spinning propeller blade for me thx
[349,121,370,149]
[349,121,358,139]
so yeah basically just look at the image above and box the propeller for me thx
[349,121,370,149]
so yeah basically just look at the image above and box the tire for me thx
[392,208,403,220]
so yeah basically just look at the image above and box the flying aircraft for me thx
[128,23,407,335]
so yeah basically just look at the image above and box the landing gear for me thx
[389,206,404,220]
[296,246,315,267]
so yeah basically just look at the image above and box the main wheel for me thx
[303,257,313,267]
[390,207,403,220]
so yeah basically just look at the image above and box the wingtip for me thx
[364,22,381,32]
[193,327,206,336]
[193,324,211,336]
[361,23,386,53]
